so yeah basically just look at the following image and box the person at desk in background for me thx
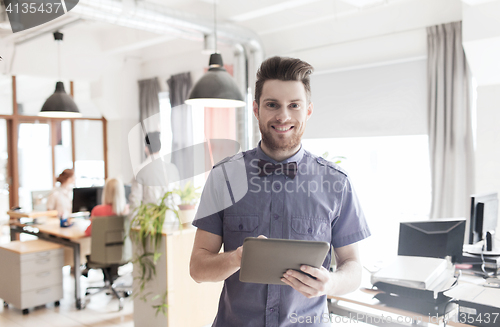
[190,56,371,327]
[129,131,179,224]
[47,169,75,217]
[84,178,129,236]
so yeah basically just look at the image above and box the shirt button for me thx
[270,308,275,312]
[308,228,313,234]
[273,214,279,219]
[239,224,243,230]
[274,184,280,191]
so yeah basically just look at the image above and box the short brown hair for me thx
[254,56,314,106]
[56,169,74,184]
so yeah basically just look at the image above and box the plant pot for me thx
[178,204,196,227]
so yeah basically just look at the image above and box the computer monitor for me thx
[73,185,132,213]
[398,218,466,263]
[72,187,103,213]
[469,193,499,251]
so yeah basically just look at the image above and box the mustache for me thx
[267,121,297,126]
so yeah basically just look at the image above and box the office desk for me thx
[9,215,90,309]
[328,287,471,327]
[7,210,58,220]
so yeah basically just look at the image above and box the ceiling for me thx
[0,0,411,57]
[2,0,480,81]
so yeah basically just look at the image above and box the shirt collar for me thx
[255,141,305,164]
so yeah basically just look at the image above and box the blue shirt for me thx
[193,143,371,327]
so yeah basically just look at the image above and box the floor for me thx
[0,223,134,327]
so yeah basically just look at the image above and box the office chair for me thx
[84,215,132,310]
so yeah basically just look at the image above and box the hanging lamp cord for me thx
[213,0,217,53]
[57,40,61,80]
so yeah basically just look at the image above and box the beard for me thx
[259,120,305,152]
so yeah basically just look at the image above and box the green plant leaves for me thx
[173,181,201,205]
[129,191,176,317]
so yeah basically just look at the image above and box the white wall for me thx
[92,57,141,182]
[463,0,500,86]
[306,59,427,139]
[262,0,461,70]
[475,84,500,234]
[290,28,427,73]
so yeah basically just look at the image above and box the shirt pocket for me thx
[291,217,331,243]
[223,215,259,251]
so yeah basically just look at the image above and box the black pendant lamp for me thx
[39,31,82,118]
[185,1,245,108]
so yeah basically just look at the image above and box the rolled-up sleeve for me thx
[331,177,371,248]
[192,166,226,236]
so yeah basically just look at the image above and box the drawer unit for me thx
[20,268,63,292]
[20,253,64,275]
[0,240,64,313]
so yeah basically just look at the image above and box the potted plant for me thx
[322,151,345,164]
[173,181,201,227]
[129,191,178,316]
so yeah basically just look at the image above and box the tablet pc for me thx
[239,237,330,285]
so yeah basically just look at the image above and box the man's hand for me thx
[281,265,335,298]
[220,234,267,274]
[230,245,243,267]
[281,243,362,297]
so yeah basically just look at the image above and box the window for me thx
[17,122,53,211]
[158,92,173,157]
[54,120,73,177]
[302,135,432,264]
[74,120,105,187]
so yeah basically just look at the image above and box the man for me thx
[190,56,370,326]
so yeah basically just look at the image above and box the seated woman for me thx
[47,169,75,217]
[85,178,129,236]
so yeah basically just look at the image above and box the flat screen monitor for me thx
[72,187,103,213]
[469,193,499,250]
[398,218,466,263]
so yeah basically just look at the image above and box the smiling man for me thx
[190,56,371,327]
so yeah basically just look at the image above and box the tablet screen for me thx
[239,237,330,285]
